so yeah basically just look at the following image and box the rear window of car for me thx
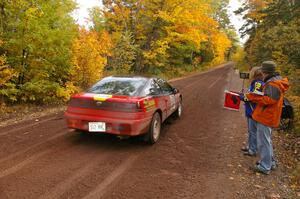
[87,77,148,96]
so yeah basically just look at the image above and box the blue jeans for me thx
[256,122,275,171]
[247,117,257,155]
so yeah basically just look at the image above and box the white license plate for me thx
[88,122,106,132]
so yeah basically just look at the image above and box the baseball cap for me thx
[261,61,276,74]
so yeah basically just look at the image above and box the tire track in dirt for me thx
[0,117,67,159]
[53,141,149,199]
[0,128,69,165]
[82,154,140,199]
[1,122,145,198]
[0,116,59,136]
[39,149,113,199]
[0,134,126,198]
[0,149,52,178]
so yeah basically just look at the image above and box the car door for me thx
[156,78,175,117]
[142,79,167,120]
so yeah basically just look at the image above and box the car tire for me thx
[145,112,162,144]
[174,99,183,119]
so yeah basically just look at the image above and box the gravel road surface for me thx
[0,63,258,199]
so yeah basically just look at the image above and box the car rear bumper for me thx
[64,111,152,136]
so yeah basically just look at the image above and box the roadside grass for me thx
[0,103,66,127]
[277,131,300,196]
[285,94,300,195]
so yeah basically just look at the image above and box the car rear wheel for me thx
[145,112,161,144]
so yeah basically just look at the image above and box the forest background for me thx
[0,0,299,135]
[0,0,235,103]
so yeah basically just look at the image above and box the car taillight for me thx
[136,100,143,111]
[111,102,140,112]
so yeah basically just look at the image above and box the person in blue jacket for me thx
[241,67,264,156]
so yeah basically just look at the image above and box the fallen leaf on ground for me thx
[254,184,264,189]
[266,193,280,199]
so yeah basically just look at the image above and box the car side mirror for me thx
[172,88,178,94]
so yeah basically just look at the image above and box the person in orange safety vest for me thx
[239,61,289,175]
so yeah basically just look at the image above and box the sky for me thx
[73,0,101,27]
[73,0,247,43]
[228,0,248,43]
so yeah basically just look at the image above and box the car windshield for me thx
[87,77,148,96]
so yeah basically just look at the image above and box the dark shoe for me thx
[241,146,248,152]
[250,165,270,175]
[243,151,256,156]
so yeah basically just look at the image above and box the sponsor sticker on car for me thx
[93,94,113,101]
[143,99,156,111]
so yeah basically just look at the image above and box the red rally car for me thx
[65,76,183,144]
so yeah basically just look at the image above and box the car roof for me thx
[107,75,154,80]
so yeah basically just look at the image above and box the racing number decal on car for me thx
[170,95,176,111]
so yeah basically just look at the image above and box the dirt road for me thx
[0,63,289,199]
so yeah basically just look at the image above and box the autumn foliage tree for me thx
[71,28,111,89]
[0,0,235,104]
[0,0,78,103]
[0,47,16,103]
[107,31,137,74]
[99,0,233,75]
